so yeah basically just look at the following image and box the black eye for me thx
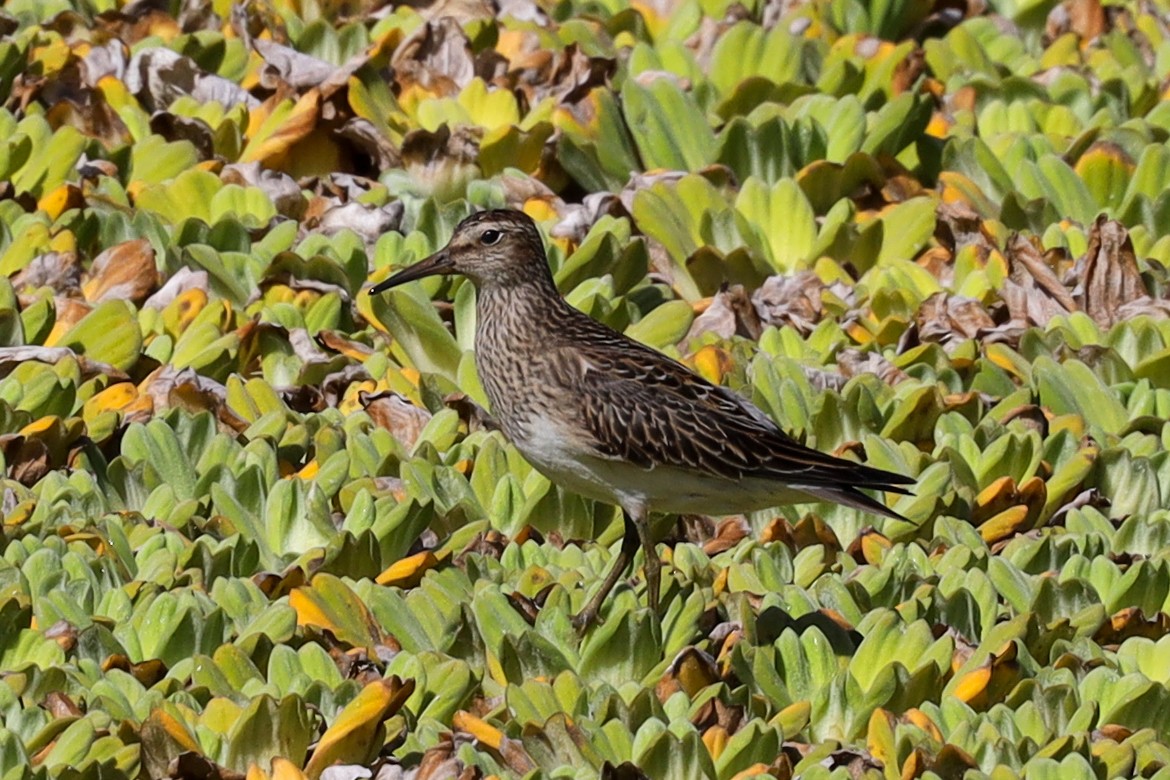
[480,229,502,245]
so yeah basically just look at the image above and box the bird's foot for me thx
[571,606,601,635]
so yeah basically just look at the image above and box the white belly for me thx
[510,423,809,516]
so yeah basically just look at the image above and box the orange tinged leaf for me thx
[142,706,201,755]
[305,677,415,779]
[376,551,439,588]
[521,199,558,223]
[242,89,322,167]
[901,748,927,779]
[37,183,84,220]
[85,382,139,413]
[453,710,504,750]
[162,289,208,338]
[953,663,991,703]
[925,112,951,139]
[978,505,1029,544]
[270,758,308,780]
[904,708,942,741]
[19,416,60,437]
[42,298,93,348]
[288,589,333,630]
[691,345,732,385]
[845,320,874,345]
[81,239,158,305]
[702,726,728,760]
[712,568,729,596]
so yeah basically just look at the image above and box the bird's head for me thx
[369,209,551,294]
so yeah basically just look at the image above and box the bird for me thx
[370,209,915,630]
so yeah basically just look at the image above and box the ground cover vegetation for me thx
[2,0,1170,776]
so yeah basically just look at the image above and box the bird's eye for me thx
[480,229,502,246]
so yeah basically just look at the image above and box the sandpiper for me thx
[370,209,914,630]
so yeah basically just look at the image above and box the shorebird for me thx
[370,209,914,630]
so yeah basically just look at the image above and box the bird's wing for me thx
[548,340,913,493]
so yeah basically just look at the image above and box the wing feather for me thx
[545,340,913,494]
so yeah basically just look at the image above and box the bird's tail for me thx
[797,484,911,522]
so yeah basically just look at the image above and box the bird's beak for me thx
[369,248,454,294]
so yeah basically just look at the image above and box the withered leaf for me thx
[12,251,81,293]
[83,238,158,304]
[686,284,761,345]
[1078,216,1150,328]
[392,17,475,94]
[917,292,995,342]
[362,391,433,449]
[1001,232,1076,329]
[753,271,831,335]
[837,348,908,385]
[125,47,257,111]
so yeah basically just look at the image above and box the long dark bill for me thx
[368,248,454,294]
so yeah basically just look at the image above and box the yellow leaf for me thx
[978,505,1030,544]
[702,726,727,760]
[690,345,732,385]
[953,663,991,703]
[85,382,138,412]
[142,706,202,755]
[453,710,503,750]
[242,89,321,166]
[375,551,438,588]
[773,700,811,738]
[305,677,414,779]
[866,708,897,772]
[904,707,942,741]
[729,765,772,780]
[162,289,209,339]
[521,198,558,223]
[37,183,83,220]
[289,573,391,652]
[712,568,728,596]
[271,757,308,780]
[458,78,520,131]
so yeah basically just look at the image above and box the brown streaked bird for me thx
[370,209,914,630]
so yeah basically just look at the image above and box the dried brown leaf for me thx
[392,18,475,94]
[83,238,157,304]
[400,125,481,197]
[837,348,909,385]
[0,346,128,380]
[1001,232,1076,329]
[0,435,50,486]
[125,47,257,111]
[143,267,209,311]
[221,162,306,218]
[12,251,82,293]
[362,391,432,448]
[753,272,832,335]
[686,284,762,345]
[917,292,995,342]
[702,516,749,555]
[1078,216,1150,328]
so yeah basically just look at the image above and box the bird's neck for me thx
[475,278,568,336]
[473,279,571,427]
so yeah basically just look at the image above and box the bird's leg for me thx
[572,511,639,633]
[633,510,660,614]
